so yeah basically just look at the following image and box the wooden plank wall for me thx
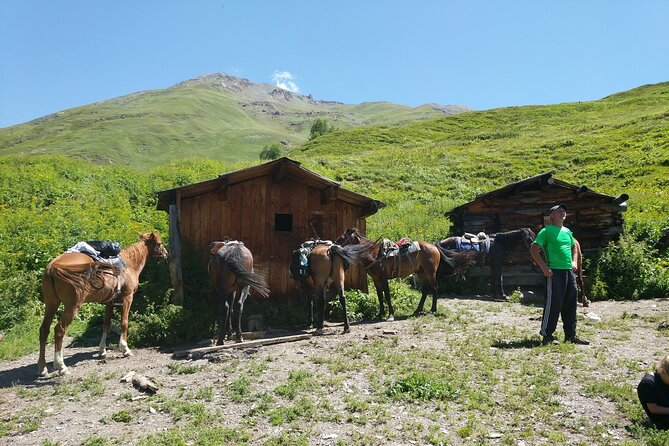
[177,175,370,305]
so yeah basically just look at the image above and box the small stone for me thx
[322,433,338,439]
[488,432,502,438]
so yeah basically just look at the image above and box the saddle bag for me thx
[85,241,121,258]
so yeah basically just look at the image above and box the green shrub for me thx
[591,236,669,300]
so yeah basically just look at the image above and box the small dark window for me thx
[275,213,293,232]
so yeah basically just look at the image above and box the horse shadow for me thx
[0,351,97,388]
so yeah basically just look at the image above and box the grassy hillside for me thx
[0,73,467,168]
[291,82,669,240]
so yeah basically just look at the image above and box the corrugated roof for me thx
[156,157,386,213]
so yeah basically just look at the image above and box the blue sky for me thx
[1,1,667,128]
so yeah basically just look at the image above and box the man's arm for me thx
[530,243,552,278]
[571,243,578,271]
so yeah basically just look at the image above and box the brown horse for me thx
[335,228,460,319]
[291,241,375,334]
[208,240,270,344]
[38,232,168,377]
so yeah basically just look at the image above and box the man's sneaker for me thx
[542,335,558,345]
[566,336,590,345]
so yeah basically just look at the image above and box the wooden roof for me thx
[444,170,627,217]
[156,157,386,214]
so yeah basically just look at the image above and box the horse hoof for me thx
[342,328,350,334]
[412,311,422,317]
[583,300,591,307]
[216,340,225,346]
[235,337,244,343]
[387,315,395,322]
[315,328,324,336]
[98,350,107,358]
[122,350,134,358]
[38,367,49,378]
[55,367,70,376]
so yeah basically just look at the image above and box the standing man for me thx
[530,204,589,345]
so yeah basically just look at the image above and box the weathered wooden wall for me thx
[177,175,368,303]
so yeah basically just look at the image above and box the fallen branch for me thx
[172,333,312,360]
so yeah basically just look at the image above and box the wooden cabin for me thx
[156,157,385,305]
[444,170,628,287]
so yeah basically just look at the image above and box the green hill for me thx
[0,73,468,168]
[289,82,669,240]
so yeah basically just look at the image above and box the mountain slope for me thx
[289,82,669,239]
[0,73,469,167]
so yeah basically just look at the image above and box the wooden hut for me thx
[444,170,628,287]
[156,157,385,305]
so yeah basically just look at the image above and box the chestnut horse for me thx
[335,228,463,319]
[208,240,270,344]
[438,228,535,299]
[38,232,168,377]
[292,241,376,334]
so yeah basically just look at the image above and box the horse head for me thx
[335,228,365,246]
[140,232,168,261]
[520,228,536,250]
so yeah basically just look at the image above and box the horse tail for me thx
[223,257,271,298]
[435,244,478,275]
[331,242,375,270]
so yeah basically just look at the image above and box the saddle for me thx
[455,232,491,254]
[380,238,420,258]
[65,241,127,270]
[209,238,244,255]
[289,239,333,280]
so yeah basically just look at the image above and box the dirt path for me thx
[1,297,667,446]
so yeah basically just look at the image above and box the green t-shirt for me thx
[533,225,574,270]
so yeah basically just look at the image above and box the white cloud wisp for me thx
[271,71,300,93]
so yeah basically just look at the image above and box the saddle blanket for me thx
[289,239,334,280]
[454,236,490,254]
[66,241,127,269]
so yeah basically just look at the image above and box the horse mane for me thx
[120,240,148,268]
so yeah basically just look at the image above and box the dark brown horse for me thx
[438,228,535,299]
[335,228,463,319]
[38,232,168,377]
[573,238,590,307]
[291,240,375,334]
[208,240,270,344]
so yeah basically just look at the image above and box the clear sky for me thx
[1,0,667,128]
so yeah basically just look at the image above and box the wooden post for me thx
[169,203,184,305]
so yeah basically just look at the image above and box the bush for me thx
[591,236,669,300]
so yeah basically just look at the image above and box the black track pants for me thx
[540,269,577,338]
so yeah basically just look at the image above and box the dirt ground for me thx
[1,297,667,446]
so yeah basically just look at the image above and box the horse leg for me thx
[217,295,230,346]
[234,286,249,342]
[384,279,395,321]
[119,294,134,357]
[226,291,235,341]
[335,279,350,334]
[372,277,386,320]
[315,285,326,336]
[429,277,439,313]
[98,303,114,358]
[38,298,59,377]
[53,303,81,375]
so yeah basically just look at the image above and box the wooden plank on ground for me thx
[172,333,312,359]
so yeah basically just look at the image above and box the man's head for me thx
[548,204,567,226]
[657,354,669,385]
